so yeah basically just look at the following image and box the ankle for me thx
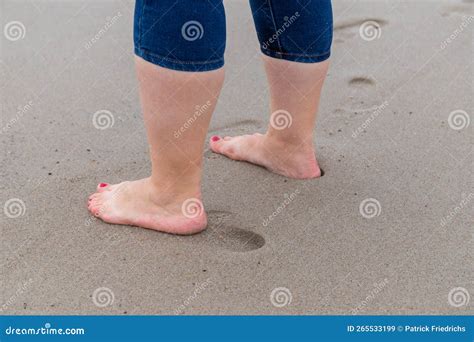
[146,177,202,205]
[263,132,315,153]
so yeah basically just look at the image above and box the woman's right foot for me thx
[87,178,207,235]
[209,133,321,179]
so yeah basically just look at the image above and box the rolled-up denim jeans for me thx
[134,0,333,72]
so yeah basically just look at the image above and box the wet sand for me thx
[1,0,472,314]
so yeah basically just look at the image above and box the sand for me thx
[1,0,472,315]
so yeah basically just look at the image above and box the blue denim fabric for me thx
[134,0,332,72]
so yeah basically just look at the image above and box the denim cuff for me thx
[134,47,225,72]
[260,47,331,64]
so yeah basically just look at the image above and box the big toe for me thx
[210,135,225,152]
[210,136,241,159]
[96,182,110,192]
[89,199,105,216]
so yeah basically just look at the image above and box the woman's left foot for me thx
[87,178,207,235]
[210,133,321,179]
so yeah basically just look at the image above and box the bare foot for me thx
[209,133,321,179]
[87,178,207,235]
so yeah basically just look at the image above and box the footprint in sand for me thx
[332,77,380,115]
[202,210,265,252]
[349,77,376,87]
[440,4,473,17]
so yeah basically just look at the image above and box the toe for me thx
[89,195,103,211]
[210,135,223,152]
[219,140,239,160]
[210,135,245,160]
[88,193,101,202]
[90,202,104,216]
[96,183,110,192]
[87,201,95,213]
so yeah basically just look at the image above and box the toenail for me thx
[211,136,220,142]
[99,183,108,188]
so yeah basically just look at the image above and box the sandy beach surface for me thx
[1,0,472,315]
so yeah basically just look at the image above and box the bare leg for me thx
[88,57,225,234]
[210,55,329,179]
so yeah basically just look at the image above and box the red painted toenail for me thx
[211,136,220,142]
[99,183,108,188]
